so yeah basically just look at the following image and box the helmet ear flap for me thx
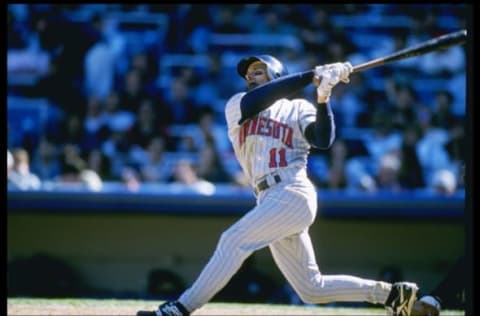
[266,68,276,81]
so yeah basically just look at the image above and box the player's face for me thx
[245,61,269,90]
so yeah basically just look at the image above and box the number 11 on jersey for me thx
[269,147,287,168]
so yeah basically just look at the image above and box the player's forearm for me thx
[305,103,336,149]
[239,70,314,124]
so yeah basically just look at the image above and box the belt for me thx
[255,174,281,194]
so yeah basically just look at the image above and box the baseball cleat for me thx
[411,296,441,316]
[385,282,419,316]
[136,301,190,316]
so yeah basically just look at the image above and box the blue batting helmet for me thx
[237,55,288,80]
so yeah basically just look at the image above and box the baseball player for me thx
[137,55,419,316]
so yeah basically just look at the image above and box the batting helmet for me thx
[237,55,288,80]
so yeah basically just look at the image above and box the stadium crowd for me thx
[7,4,467,195]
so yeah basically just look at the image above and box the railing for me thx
[7,184,465,219]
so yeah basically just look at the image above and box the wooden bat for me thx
[352,29,467,73]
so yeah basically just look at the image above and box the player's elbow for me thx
[305,123,335,150]
[313,138,334,150]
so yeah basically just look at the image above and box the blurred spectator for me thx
[103,90,136,134]
[163,4,211,53]
[7,5,30,49]
[84,35,116,101]
[58,114,84,147]
[129,51,158,94]
[83,95,110,152]
[210,144,249,189]
[117,69,149,114]
[161,76,201,125]
[335,71,370,128]
[309,140,349,190]
[27,9,62,54]
[329,81,366,129]
[281,46,309,79]
[375,151,402,192]
[432,90,457,129]
[193,53,238,114]
[121,166,141,192]
[431,169,457,196]
[324,30,357,64]
[415,105,455,188]
[195,106,230,153]
[298,6,334,54]
[252,5,298,37]
[136,137,178,183]
[57,143,87,182]
[363,109,403,176]
[176,133,199,154]
[431,90,465,168]
[86,149,113,181]
[397,124,425,189]
[344,156,377,192]
[28,9,93,114]
[8,147,42,190]
[210,5,247,34]
[31,137,61,181]
[446,69,466,117]
[196,144,232,184]
[127,98,169,149]
[101,129,133,179]
[387,80,418,131]
[325,141,348,190]
[78,169,103,191]
[170,159,215,195]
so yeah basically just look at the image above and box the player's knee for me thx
[218,230,235,248]
[218,230,243,254]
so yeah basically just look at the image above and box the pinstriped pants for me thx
[178,175,391,313]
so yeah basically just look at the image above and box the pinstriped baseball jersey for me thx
[225,92,317,187]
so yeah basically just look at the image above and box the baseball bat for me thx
[352,29,467,73]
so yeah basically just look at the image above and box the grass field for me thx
[7,298,465,315]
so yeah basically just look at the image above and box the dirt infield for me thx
[7,298,464,315]
[7,298,386,315]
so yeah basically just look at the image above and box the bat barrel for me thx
[383,29,467,63]
[352,29,467,73]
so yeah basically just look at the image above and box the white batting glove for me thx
[327,62,353,83]
[315,62,353,83]
[315,61,353,103]
[316,68,340,103]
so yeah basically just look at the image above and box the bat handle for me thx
[352,57,385,73]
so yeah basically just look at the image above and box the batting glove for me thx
[315,62,353,83]
[316,67,341,103]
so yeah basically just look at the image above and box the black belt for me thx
[255,174,281,194]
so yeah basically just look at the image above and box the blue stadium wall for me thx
[8,189,466,299]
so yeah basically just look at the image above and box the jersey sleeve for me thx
[295,99,317,136]
[225,92,245,130]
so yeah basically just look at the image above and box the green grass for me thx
[7,297,465,315]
